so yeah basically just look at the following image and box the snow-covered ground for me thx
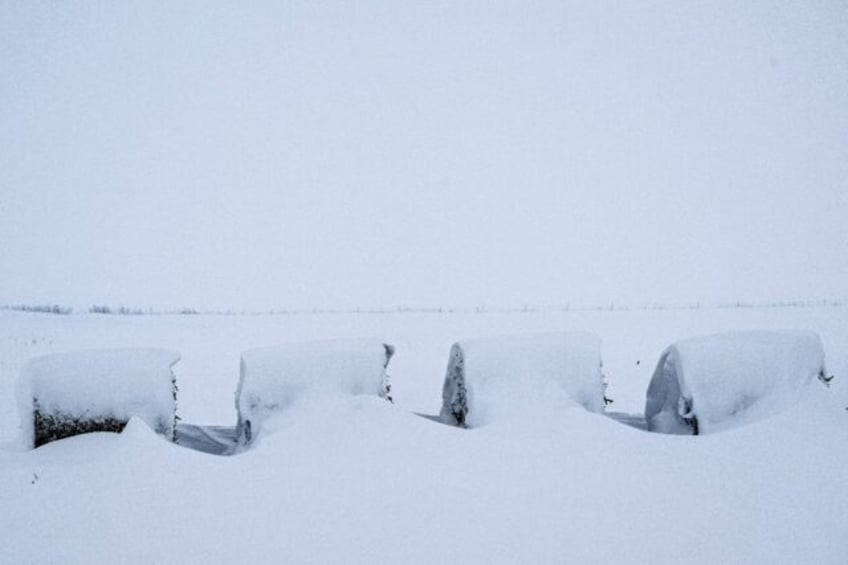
[1,306,847,563]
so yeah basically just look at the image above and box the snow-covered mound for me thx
[17,348,180,447]
[645,331,827,434]
[1,309,848,563]
[235,339,394,444]
[440,332,606,427]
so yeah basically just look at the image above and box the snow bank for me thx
[235,339,394,444]
[17,348,180,448]
[440,332,606,427]
[645,331,827,434]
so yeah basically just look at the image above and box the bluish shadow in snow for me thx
[413,412,451,425]
[604,411,648,431]
[175,424,239,456]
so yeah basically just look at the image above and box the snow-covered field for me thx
[1,306,847,563]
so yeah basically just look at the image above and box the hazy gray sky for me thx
[1,1,846,310]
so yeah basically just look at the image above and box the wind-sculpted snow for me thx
[1,385,846,564]
[17,348,179,447]
[440,332,606,427]
[645,331,827,434]
[235,339,393,445]
[1,309,847,563]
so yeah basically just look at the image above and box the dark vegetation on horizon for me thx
[1,299,845,317]
[1,304,72,315]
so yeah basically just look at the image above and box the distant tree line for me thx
[2,299,845,317]
[1,304,72,315]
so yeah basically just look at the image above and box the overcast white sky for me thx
[1,1,846,311]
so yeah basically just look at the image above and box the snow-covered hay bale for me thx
[235,339,394,444]
[645,331,827,435]
[18,348,180,448]
[440,332,606,427]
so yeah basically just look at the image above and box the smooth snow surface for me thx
[645,331,826,434]
[17,348,179,447]
[440,332,605,427]
[236,339,392,444]
[1,308,847,564]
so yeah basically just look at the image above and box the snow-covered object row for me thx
[235,340,394,445]
[15,340,396,449]
[13,330,831,449]
[440,332,607,427]
[644,331,828,434]
[440,330,830,434]
[17,348,180,448]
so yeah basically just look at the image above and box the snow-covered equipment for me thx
[18,348,180,448]
[235,339,394,445]
[645,330,828,435]
[439,332,607,427]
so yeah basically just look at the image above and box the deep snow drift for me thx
[440,332,605,427]
[0,306,847,564]
[645,331,827,434]
[235,339,393,444]
[17,348,179,447]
